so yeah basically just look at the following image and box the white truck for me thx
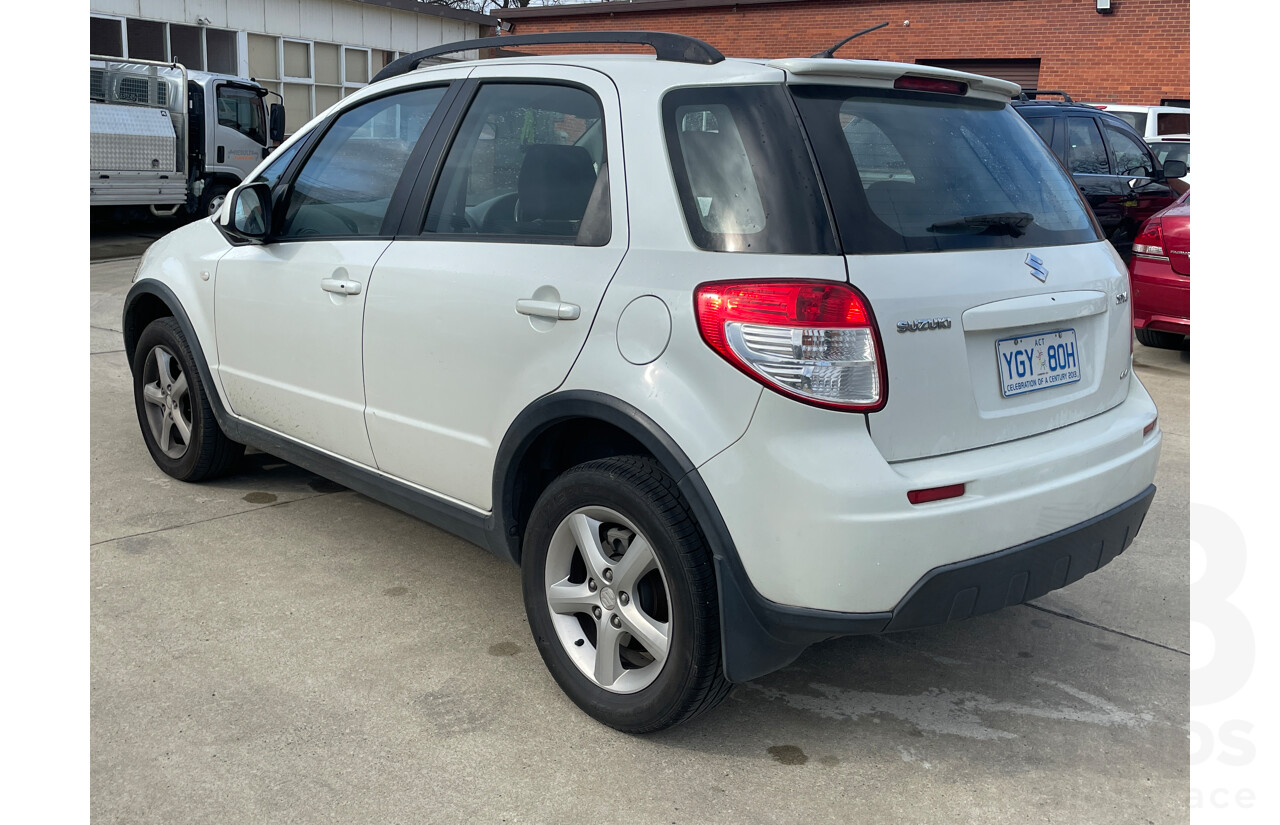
[90,56,284,218]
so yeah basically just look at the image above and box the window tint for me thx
[663,85,836,254]
[1067,117,1109,174]
[423,83,609,244]
[674,102,767,234]
[279,86,445,239]
[217,86,267,145]
[1027,116,1054,145]
[793,87,1098,254]
[1103,124,1154,178]
[1156,112,1190,135]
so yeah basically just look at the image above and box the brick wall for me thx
[496,0,1189,104]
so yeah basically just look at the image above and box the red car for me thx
[1130,191,1190,348]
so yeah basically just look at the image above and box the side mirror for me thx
[269,103,286,144]
[223,182,272,243]
[1162,159,1188,179]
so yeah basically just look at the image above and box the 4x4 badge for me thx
[1026,253,1049,282]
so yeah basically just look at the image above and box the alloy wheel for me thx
[543,506,672,693]
[140,344,193,459]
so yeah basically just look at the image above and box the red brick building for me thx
[491,0,1189,105]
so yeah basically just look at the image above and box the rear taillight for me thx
[1132,218,1168,259]
[694,280,886,411]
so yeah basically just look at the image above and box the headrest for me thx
[517,144,598,223]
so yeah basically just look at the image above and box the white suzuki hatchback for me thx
[124,33,1161,732]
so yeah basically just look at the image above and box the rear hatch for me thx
[783,61,1132,461]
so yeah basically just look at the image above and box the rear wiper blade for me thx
[927,212,1035,237]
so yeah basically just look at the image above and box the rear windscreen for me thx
[791,86,1101,254]
[1156,112,1190,135]
[662,85,837,254]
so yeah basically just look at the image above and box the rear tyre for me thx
[1135,327,1184,349]
[522,456,731,733]
[132,317,244,481]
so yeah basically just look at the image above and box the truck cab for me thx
[90,57,284,218]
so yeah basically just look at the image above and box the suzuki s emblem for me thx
[1026,253,1049,282]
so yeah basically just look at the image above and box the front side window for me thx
[252,141,303,189]
[217,86,267,145]
[1067,117,1109,175]
[423,83,609,244]
[793,87,1099,254]
[279,86,446,239]
[1103,124,1155,178]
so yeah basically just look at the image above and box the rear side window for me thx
[792,86,1100,254]
[662,86,837,254]
[1027,116,1055,145]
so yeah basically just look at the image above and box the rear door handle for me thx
[321,278,362,296]
[516,299,580,321]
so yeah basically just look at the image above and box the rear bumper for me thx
[698,375,1161,681]
[1131,256,1190,335]
[713,484,1153,680]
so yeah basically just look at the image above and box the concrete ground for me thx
[91,248,1189,824]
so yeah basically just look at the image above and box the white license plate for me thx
[996,328,1082,397]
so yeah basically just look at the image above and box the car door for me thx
[361,66,627,509]
[1100,119,1176,254]
[214,82,454,466]
[1063,115,1124,240]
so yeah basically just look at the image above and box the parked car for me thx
[1147,134,1190,190]
[1130,190,1190,349]
[123,33,1161,732]
[1013,95,1185,259]
[1080,103,1189,140]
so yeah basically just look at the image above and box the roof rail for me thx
[371,31,725,83]
[1016,89,1074,103]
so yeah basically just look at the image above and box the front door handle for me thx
[516,298,580,321]
[321,278,362,296]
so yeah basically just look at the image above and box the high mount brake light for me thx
[1133,218,1168,259]
[694,280,887,411]
[894,76,968,95]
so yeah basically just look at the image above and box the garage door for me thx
[915,59,1041,91]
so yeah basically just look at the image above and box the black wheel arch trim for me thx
[491,389,849,683]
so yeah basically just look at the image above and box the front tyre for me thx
[522,456,731,733]
[132,317,244,481]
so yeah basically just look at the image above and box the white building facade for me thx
[89,0,490,133]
